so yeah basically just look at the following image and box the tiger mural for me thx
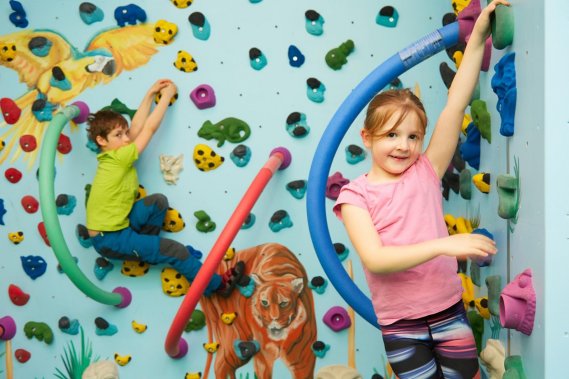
[199,243,317,379]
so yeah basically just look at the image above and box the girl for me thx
[333,1,509,378]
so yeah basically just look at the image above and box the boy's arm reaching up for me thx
[426,0,511,178]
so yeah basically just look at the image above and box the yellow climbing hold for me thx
[193,144,224,172]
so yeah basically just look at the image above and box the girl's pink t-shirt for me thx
[333,154,462,325]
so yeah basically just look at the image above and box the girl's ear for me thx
[360,128,372,149]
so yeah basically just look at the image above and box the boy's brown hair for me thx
[86,110,129,147]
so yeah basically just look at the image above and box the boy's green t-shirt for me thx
[86,143,139,231]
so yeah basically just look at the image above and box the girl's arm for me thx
[341,204,496,274]
[129,79,172,141]
[426,0,510,178]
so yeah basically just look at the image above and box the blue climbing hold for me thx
[286,112,310,138]
[459,122,481,170]
[94,257,114,280]
[230,144,252,167]
[249,47,267,70]
[9,0,28,28]
[306,77,325,103]
[305,10,324,36]
[269,210,293,232]
[21,255,47,280]
[79,2,104,25]
[189,12,211,41]
[114,4,146,27]
[288,45,305,68]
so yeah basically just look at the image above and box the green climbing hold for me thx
[459,168,472,200]
[101,98,137,120]
[490,1,514,50]
[497,174,519,219]
[198,117,251,147]
[194,210,216,233]
[471,100,491,143]
[325,40,355,70]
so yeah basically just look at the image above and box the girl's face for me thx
[97,124,131,151]
[362,111,424,183]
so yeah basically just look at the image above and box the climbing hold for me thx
[230,144,252,167]
[323,306,351,332]
[241,213,256,229]
[153,20,178,45]
[459,168,472,200]
[194,210,216,233]
[121,260,150,277]
[155,91,178,106]
[471,100,491,143]
[187,245,203,260]
[485,275,502,317]
[308,275,328,295]
[8,231,24,245]
[0,316,16,341]
[57,256,78,274]
[459,273,475,309]
[459,123,480,170]
[500,268,536,336]
[5,167,22,183]
[94,257,114,280]
[325,40,354,70]
[170,0,193,8]
[188,12,211,41]
[0,199,6,225]
[76,224,92,248]
[384,77,403,91]
[193,144,224,171]
[38,222,50,246]
[439,62,456,89]
[101,98,137,120]
[203,342,220,353]
[269,210,293,232]
[326,172,349,200]
[237,275,255,298]
[159,154,184,185]
[185,309,206,332]
[198,117,251,147]
[490,2,514,49]
[173,50,198,72]
[9,0,28,28]
[57,133,72,154]
[467,310,484,354]
[442,169,459,200]
[1,97,21,124]
[21,195,39,213]
[288,45,305,68]
[491,52,516,137]
[475,297,491,319]
[15,348,31,363]
[503,356,527,378]
[50,66,72,91]
[233,339,260,360]
[190,84,216,109]
[31,96,55,121]
[131,320,148,334]
[8,283,30,306]
[286,180,307,200]
[114,4,146,27]
[376,5,399,27]
[285,112,310,138]
[19,135,37,153]
[24,321,54,344]
[497,172,519,220]
[249,47,268,70]
[161,267,190,297]
[305,9,324,36]
[56,194,77,215]
[79,2,104,24]
[221,312,237,325]
[311,341,331,358]
[114,353,132,367]
[224,247,236,261]
[345,144,365,164]
[473,172,490,194]
[334,242,350,261]
[306,77,326,103]
[162,207,186,232]
[95,316,118,336]
[58,316,80,335]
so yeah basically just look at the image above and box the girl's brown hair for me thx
[363,88,427,138]
[86,110,128,147]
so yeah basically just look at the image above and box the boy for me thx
[85,79,244,297]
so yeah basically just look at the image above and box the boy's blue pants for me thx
[90,194,221,295]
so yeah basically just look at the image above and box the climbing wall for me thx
[0,0,554,378]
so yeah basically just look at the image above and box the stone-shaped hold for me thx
[57,133,72,154]
[190,84,216,109]
[131,320,147,334]
[161,267,190,297]
[194,210,216,233]
[473,172,490,194]
[491,3,515,50]
[5,167,22,183]
[101,98,137,120]
[326,172,349,200]
[308,275,328,295]
[471,100,491,143]
[269,210,293,232]
[153,19,178,45]
[24,321,53,344]
[8,231,24,245]
[56,194,77,215]
[199,117,251,147]
[233,339,260,361]
[311,340,330,358]
[220,312,237,325]
[21,195,39,213]
[288,45,305,68]
[237,275,255,298]
[491,52,516,137]
[79,2,104,25]
[193,144,224,172]
[38,222,50,246]
[480,339,506,378]
[503,355,527,379]
[58,316,80,335]
[285,112,310,138]
[162,207,186,232]
[174,50,198,72]
[286,180,307,200]
[306,77,326,103]
[1,97,21,124]
[15,348,31,363]
[305,9,324,36]
[189,12,211,41]
[459,122,480,170]
[94,256,114,280]
[114,354,132,367]
[159,154,184,185]
[95,316,118,336]
[170,0,193,8]
[325,40,354,70]
[19,135,37,153]
[76,224,92,248]
[50,66,72,91]
[249,47,267,70]
[9,283,30,305]
[114,4,146,27]
[459,168,472,200]
[497,173,519,220]
[334,242,350,261]
[486,275,502,317]
[345,144,365,164]
[31,96,55,122]
[323,305,351,332]
[9,0,28,28]
[241,213,256,229]
[121,260,150,277]
[376,5,399,27]
[230,144,252,167]
[185,309,206,332]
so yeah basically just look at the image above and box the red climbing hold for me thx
[37,221,50,246]
[21,195,39,213]
[0,97,21,124]
[57,133,72,154]
[19,134,37,152]
[5,167,22,183]
[15,348,31,363]
[8,284,30,306]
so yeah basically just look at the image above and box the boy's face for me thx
[97,124,130,151]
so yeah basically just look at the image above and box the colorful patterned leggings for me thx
[381,300,480,379]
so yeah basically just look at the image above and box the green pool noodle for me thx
[503,355,527,379]
[497,174,519,219]
[459,168,472,200]
[471,99,491,143]
[489,1,514,49]
[486,275,502,317]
